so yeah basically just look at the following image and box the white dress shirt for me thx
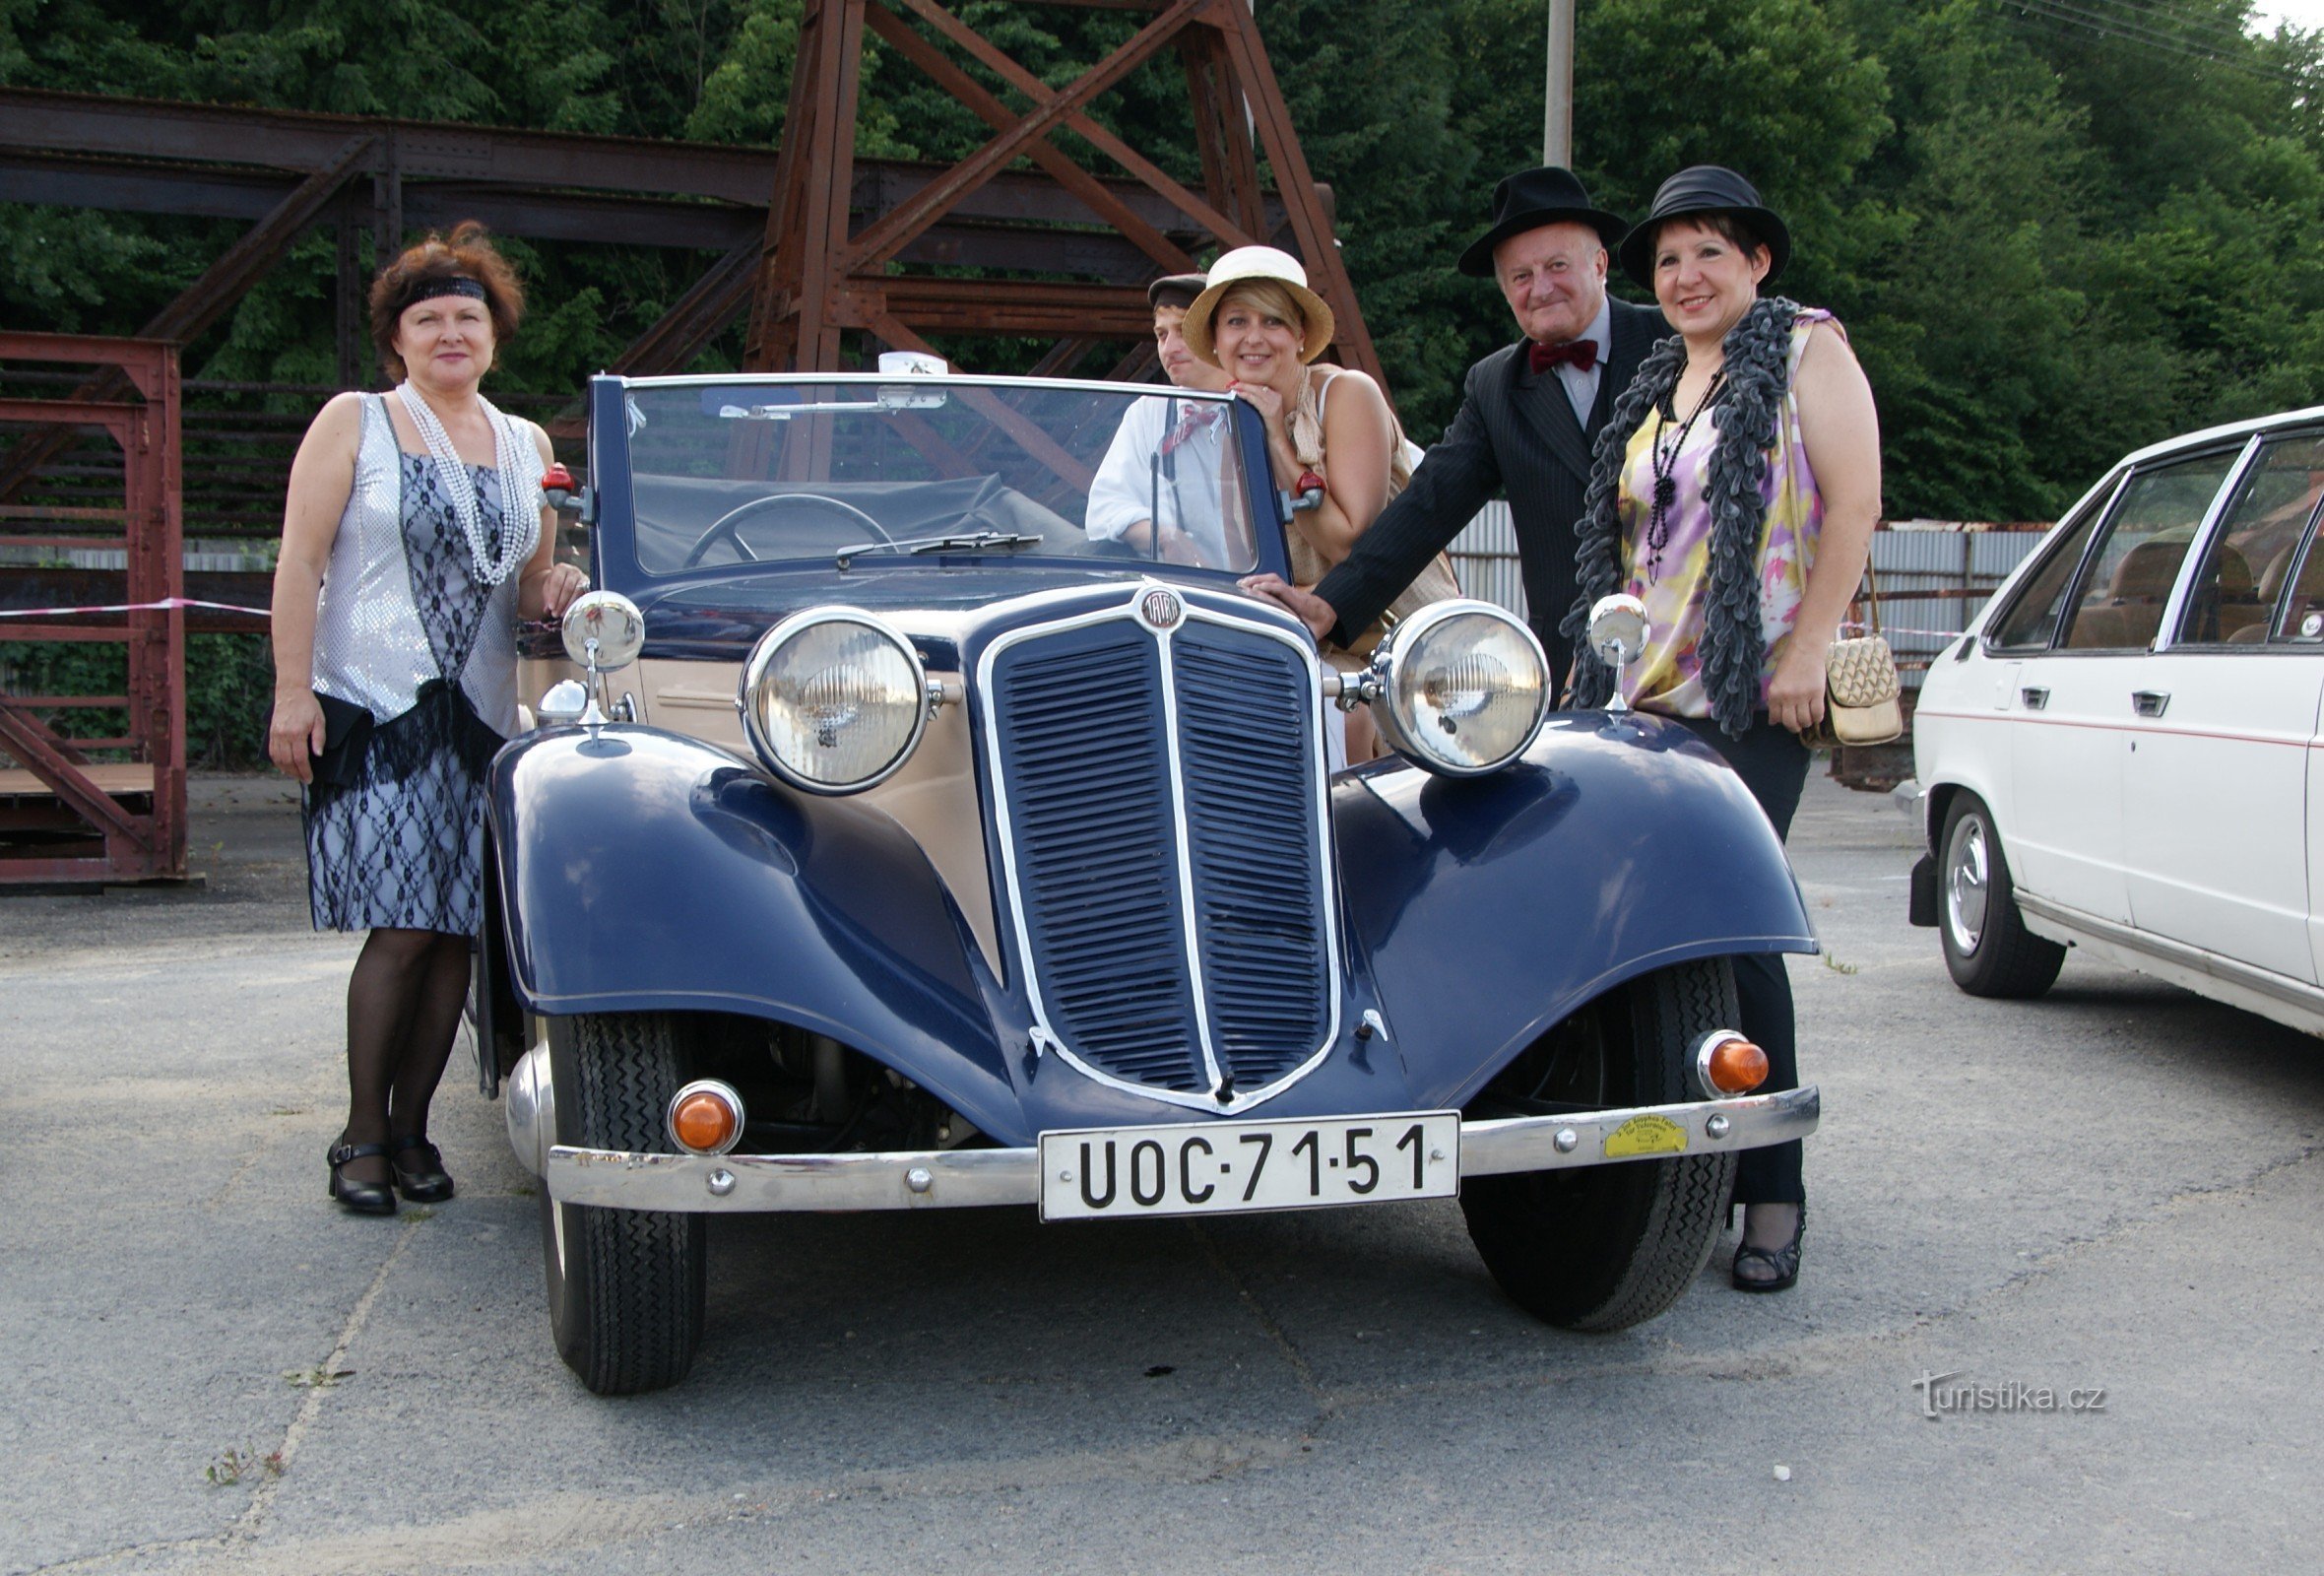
[1085,394,1239,568]
[1548,296,1612,427]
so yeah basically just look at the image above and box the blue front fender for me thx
[484,726,1020,1142]
[1338,712,1817,1108]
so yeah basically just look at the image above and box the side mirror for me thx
[558,592,647,728]
[1586,593,1648,714]
[560,591,646,673]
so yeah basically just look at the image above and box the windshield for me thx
[618,379,1260,576]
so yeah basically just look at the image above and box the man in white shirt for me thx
[1085,273,1245,568]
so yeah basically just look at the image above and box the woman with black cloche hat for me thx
[1562,165,1883,1292]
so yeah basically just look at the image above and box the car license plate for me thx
[1038,1111,1459,1221]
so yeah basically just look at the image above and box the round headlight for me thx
[740,608,929,793]
[1368,600,1549,776]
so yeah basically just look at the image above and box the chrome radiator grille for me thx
[983,600,1336,1110]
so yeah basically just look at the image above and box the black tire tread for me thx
[1461,958,1740,1333]
[548,1013,706,1396]
[1940,794,2066,1001]
[1570,961,1737,1331]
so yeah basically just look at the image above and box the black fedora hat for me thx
[1456,166,1629,278]
[1617,164,1791,289]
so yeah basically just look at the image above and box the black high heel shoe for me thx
[328,1140,398,1216]
[389,1135,454,1204]
[1730,1202,1805,1292]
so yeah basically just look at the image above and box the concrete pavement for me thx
[3,771,2318,1573]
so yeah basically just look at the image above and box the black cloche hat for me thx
[1617,164,1792,289]
[1456,166,1629,278]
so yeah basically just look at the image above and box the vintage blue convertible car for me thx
[475,366,1822,1394]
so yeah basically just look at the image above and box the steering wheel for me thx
[682,492,896,568]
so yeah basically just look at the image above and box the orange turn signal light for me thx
[667,1081,743,1155]
[1698,1032,1769,1096]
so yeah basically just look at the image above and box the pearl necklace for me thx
[397,381,537,586]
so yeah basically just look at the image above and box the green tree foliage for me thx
[6,0,2324,522]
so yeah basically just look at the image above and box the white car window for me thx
[2174,431,2324,646]
[1988,494,2105,650]
[2059,450,2240,651]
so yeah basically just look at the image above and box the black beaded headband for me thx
[399,276,488,314]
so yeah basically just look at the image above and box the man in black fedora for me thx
[1242,166,1662,684]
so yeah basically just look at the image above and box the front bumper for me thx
[510,1046,1820,1214]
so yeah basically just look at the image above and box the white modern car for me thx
[1910,406,2324,1035]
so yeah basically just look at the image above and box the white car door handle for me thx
[2019,687,2049,710]
[2131,690,2169,718]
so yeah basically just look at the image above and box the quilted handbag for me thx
[1799,564,1904,749]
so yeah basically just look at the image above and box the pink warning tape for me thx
[1842,621,1968,640]
[0,597,270,620]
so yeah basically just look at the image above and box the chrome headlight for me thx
[1367,600,1549,776]
[740,608,929,793]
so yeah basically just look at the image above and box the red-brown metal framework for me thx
[0,3,1371,851]
[0,333,187,886]
[0,79,1303,407]
[744,0,1382,384]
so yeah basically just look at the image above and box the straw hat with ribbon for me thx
[1183,246,1335,366]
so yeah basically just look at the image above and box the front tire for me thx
[1937,792,2065,999]
[539,1013,707,1395]
[1460,958,1741,1332]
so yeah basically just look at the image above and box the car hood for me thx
[548,562,1263,665]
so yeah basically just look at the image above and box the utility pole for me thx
[1542,0,1574,166]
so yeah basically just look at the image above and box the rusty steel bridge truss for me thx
[0,0,1373,886]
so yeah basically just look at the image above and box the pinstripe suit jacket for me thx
[1313,296,1667,684]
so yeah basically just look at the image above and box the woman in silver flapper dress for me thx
[267,223,588,1216]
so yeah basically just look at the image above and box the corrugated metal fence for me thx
[1445,507,2050,690]
[1446,502,1528,624]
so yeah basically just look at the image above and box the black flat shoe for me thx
[1730,1202,1805,1293]
[390,1136,454,1204]
[328,1140,398,1216]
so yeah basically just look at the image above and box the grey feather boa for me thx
[1561,296,1803,738]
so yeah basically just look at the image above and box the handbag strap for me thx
[1855,555,1883,638]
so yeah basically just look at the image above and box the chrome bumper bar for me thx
[520,1056,1819,1215]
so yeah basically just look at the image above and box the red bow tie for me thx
[1529,338,1599,374]
[1161,403,1222,455]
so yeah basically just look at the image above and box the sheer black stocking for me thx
[389,934,473,1147]
[339,928,470,1188]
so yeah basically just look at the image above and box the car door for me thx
[1938,480,2120,841]
[2122,431,2324,983]
[2001,448,2244,924]
[2266,512,2324,983]
[2299,538,2324,981]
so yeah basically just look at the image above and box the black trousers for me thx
[1672,715,1809,1207]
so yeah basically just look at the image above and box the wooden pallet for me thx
[0,762,156,798]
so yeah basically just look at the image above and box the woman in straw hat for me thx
[1183,245,1430,758]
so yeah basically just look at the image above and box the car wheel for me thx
[1937,792,2065,999]
[539,1012,707,1395]
[1459,958,1739,1332]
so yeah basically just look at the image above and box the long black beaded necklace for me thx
[1644,363,1728,578]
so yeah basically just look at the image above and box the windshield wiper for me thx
[835,530,1043,565]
